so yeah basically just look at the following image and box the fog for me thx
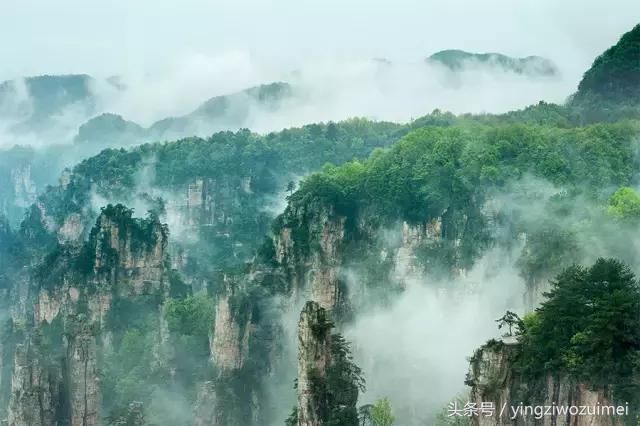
[341,173,640,424]
[347,247,526,424]
[0,2,639,425]
[2,0,639,80]
[0,51,582,146]
[0,0,639,141]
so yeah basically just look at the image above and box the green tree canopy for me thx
[607,186,640,220]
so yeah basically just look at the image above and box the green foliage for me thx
[285,407,298,426]
[164,294,213,338]
[517,226,581,284]
[369,397,396,426]
[306,324,365,426]
[495,311,523,337]
[163,294,214,392]
[571,24,640,123]
[517,258,640,406]
[576,24,640,105]
[292,122,639,227]
[103,328,156,413]
[428,50,557,76]
[608,187,640,220]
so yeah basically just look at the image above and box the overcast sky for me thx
[1,0,639,81]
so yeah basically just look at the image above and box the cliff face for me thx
[10,165,37,211]
[67,325,100,426]
[2,205,169,426]
[466,340,624,426]
[273,194,479,318]
[0,164,38,225]
[294,301,360,426]
[210,278,252,373]
[274,200,347,312]
[297,302,333,425]
[7,340,66,426]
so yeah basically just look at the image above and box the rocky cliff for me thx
[295,301,360,426]
[466,340,625,426]
[1,204,169,426]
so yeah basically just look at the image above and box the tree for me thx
[607,187,640,220]
[518,258,640,407]
[495,310,523,337]
[326,122,339,141]
[370,398,395,426]
[286,180,296,196]
[358,404,373,425]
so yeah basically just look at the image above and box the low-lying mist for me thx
[100,54,577,130]
[1,52,578,150]
[346,246,526,425]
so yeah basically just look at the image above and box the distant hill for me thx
[0,75,97,132]
[75,82,293,146]
[75,113,146,146]
[427,49,558,77]
[147,81,292,140]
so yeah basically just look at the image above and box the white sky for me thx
[1,0,639,80]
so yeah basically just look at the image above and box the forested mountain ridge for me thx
[427,49,558,77]
[75,82,293,146]
[0,22,639,426]
[569,23,640,123]
[574,24,640,104]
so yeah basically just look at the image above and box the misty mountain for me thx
[576,24,640,102]
[0,18,639,426]
[427,49,558,77]
[569,23,640,122]
[75,82,292,145]
[0,74,111,136]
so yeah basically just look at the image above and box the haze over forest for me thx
[0,2,640,426]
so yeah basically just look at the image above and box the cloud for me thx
[345,245,526,425]
[1,0,638,81]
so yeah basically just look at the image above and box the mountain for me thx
[427,49,558,77]
[1,25,640,426]
[2,113,639,425]
[146,81,292,140]
[75,113,146,146]
[75,82,293,146]
[570,24,640,122]
[0,74,105,136]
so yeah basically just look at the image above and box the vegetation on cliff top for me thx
[517,258,640,408]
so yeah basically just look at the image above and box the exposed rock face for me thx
[194,382,219,426]
[467,340,624,426]
[58,213,84,243]
[3,205,170,426]
[10,165,37,210]
[294,301,360,426]
[8,340,66,426]
[274,201,348,312]
[67,326,99,426]
[394,217,442,281]
[297,301,333,426]
[166,177,244,230]
[92,210,166,294]
[210,280,251,373]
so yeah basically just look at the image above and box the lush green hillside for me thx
[571,24,640,123]
[1,23,640,426]
[575,24,640,104]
